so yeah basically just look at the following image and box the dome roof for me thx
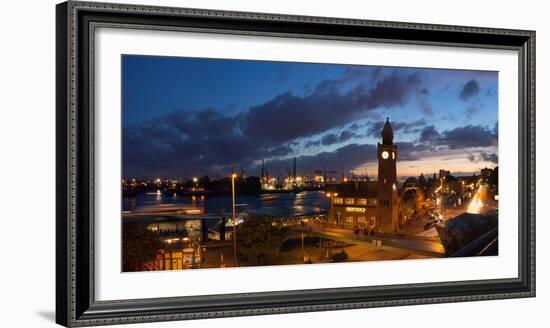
[404,177,419,184]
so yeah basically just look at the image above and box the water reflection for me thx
[123,190,329,218]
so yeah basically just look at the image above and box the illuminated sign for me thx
[346,207,366,213]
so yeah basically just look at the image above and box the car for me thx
[330,251,348,262]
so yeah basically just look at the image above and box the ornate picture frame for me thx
[56,1,535,326]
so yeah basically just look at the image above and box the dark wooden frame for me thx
[56,1,536,326]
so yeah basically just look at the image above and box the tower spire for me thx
[261,159,265,180]
[293,157,296,181]
[382,117,394,145]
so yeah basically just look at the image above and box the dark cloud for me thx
[348,123,360,131]
[360,71,422,109]
[123,108,277,178]
[299,135,491,174]
[480,152,498,164]
[437,125,497,149]
[242,70,423,144]
[304,140,321,148]
[124,69,428,177]
[466,151,499,164]
[419,124,497,150]
[264,140,432,177]
[367,119,427,138]
[264,143,379,177]
[321,130,357,146]
[267,145,294,157]
[459,80,481,101]
[343,66,371,81]
[321,133,340,146]
[417,88,433,116]
[419,125,440,143]
[124,68,497,178]
[396,141,431,161]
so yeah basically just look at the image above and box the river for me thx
[123,190,330,218]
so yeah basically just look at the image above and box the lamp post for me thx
[440,176,445,216]
[326,192,338,227]
[231,173,238,267]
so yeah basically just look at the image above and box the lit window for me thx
[346,216,354,223]
[334,197,343,204]
[345,198,355,205]
[358,198,367,205]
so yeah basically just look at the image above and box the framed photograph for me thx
[56,1,535,326]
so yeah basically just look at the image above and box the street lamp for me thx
[440,176,445,215]
[326,192,338,227]
[231,173,238,267]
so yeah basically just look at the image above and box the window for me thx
[345,198,355,205]
[334,197,343,204]
[368,198,377,206]
[346,216,354,223]
[357,198,367,205]
[357,216,366,223]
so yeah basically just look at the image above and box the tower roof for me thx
[381,117,394,144]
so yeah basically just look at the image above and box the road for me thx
[294,226,445,257]
[467,184,497,214]
[467,184,486,214]
[417,184,497,237]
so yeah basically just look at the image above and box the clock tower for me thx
[377,118,399,233]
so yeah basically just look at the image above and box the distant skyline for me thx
[122,55,498,179]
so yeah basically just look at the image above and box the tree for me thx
[237,215,286,265]
[122,222,163,272]
[488,166,498,193]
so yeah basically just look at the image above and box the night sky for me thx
[122,55,498,179]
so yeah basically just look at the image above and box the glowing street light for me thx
[467,185,485,214]
[326,192,338,226]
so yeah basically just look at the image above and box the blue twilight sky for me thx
[122,55,498,179]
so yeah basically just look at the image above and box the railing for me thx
[449,227,498,257]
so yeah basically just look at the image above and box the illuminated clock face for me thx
[392,152,395,160]
[381,151,389,159]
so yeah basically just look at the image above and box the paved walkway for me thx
[291,226,445,257]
